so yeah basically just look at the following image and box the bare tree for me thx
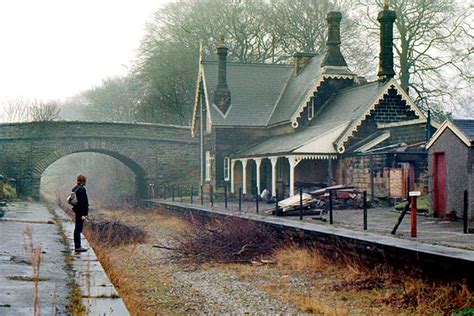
[28,100,60,122]
[354,0,473,114]
[2,98,30,122]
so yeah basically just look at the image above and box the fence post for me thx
[164,186,167,200]
[200,185,203,205]
[411,195,417,238]
[299,188,303,220]
[172,186,175,201]
[255,186,259,214]
[329,190,333,224]
[363,191,367,230]
[239,187,242,211]
[191,185,194,204]
[275,189,280,216]
[464,190,468,234]
[210,184,214,207]
[224,183,228,209]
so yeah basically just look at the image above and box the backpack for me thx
[67,188,78,206]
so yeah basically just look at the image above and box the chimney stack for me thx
[321,11,347,68]
[213,34,231,114]
[377,2,396,81]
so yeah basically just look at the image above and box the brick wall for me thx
[336,153,428,199]
[345,87,420,150]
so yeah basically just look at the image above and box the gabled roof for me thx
[333,78,426,153]
[233,79,427,158]
[202,61,292,127]
[426,119,474,148]
[267,56,353,127]
[192,55,354,133]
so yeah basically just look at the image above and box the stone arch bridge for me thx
[0,121,198,199]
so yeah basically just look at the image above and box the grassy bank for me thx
[86,207,474,315]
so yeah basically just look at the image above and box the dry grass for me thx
[274,245,328,274]
[86,207,200,315]
[23,226,42,316]
[87,207,474,315]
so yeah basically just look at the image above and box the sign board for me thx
[409,191,421,197]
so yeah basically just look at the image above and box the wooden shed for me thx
[426,120,474,219]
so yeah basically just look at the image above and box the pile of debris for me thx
[268,185,364,216]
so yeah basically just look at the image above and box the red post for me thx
[411,196,417,238]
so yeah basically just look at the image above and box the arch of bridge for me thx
[0,121,198,199]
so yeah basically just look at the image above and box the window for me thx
[308,97,315,120]
[205,151,211,181]
[223,157,230,181]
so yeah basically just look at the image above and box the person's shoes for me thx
[75,247,88,253]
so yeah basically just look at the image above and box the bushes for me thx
[84,218,147,247]
[154,215,283,264]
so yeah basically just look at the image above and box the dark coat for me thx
[72,185,89,216]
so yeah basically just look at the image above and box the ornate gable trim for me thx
[191,64,213,137]
[290,73,354,128]
[191,64,203,137]
[334,78,427,154]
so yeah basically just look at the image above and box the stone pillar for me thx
[288,156,302,196]
[242,159,248,195]
[270,157,278,197]
[255,158,262,195]
[230,159,236,193]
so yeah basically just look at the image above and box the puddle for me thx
[0,255,12,261]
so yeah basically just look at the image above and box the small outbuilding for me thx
[426,119,474,219]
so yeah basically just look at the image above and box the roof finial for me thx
[220,34,225,47]
[384,0,389,9]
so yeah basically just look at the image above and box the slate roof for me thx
[267,56,324,126]
[453,119,474,142]
[236,81,388,157]
[202,61,292,127]
[236,122,347,157]
[202,54,353,128]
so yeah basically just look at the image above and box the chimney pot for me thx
[214,36,231,114]
[321,11,347,68]
[377,8,396,81]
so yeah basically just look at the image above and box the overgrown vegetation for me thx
[49,208,87,315]
[85,207,474,314]
[264,244,474,315]
[154,215,282,265]
[23,226,42,316]
[84,217,147,247]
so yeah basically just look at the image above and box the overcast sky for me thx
[0,0,169,104]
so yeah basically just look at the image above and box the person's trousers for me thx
[74,215,84,249]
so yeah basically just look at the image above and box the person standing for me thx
[72,174,89,252]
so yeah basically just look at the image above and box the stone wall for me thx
[0,121,199,199]
[336,153,428,200]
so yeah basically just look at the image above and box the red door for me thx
[433,153,446,217]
